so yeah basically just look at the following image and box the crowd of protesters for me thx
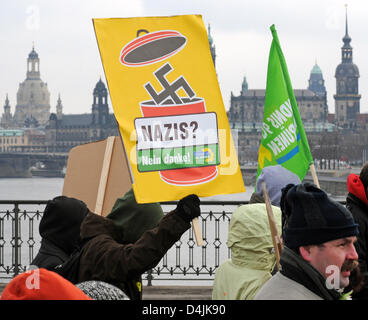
[1,163,368,300]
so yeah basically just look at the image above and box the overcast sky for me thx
[1,0,367,116]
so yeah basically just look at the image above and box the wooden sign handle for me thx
[262,182,282,271]
[192,217,203,247]
[95,136,115,215]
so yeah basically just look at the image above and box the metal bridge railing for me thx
[0,200,246,285]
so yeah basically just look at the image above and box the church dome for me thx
[311,63,322,74]
[93,78,107,95]
[28,47,39,59]
[335,62,359,78]
[49,113,57,121]
[308,63,326,96]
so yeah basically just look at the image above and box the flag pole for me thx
[262,182,282,271]
[309,163,320,188]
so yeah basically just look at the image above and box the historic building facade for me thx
[1,20,366,165]
[228,63,328,127]
[227,9,366,165]
[0,46,119,153]
[45,79,119,152]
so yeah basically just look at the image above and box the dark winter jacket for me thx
[31,239,69,270]
[77,210,190,300]
[346,173,368,299]
[31,196,89,269]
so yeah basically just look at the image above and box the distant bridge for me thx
[0,152,69,177]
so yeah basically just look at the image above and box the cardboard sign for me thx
[93,14,245,203]
[62,136,132,216]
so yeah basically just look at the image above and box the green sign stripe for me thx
[137,144,220,172]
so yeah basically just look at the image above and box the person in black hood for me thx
[31,196,89,269]
[31,189,201,300]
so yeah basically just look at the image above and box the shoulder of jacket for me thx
[254,272,322,300]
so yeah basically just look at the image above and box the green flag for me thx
[256,25,313,182]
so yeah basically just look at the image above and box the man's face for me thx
[302,236,358,289]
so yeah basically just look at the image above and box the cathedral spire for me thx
[345,4,349,38]
[5,93,9,106]
[241,76,248,96]
[341,5,352,63]
[4,94,11,113]
[56,93,63,120]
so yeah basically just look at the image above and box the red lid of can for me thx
[120,29,187,66]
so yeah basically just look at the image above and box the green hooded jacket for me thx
[106,188,164,243]
[212,203,282,300]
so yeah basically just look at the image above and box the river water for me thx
[0,177,65,200]
[0,177,253,201]
[0,177,254,285]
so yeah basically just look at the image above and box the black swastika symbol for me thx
[144,63,195,105]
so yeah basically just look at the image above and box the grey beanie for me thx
[256,165,301,207]
[76,281,129,300]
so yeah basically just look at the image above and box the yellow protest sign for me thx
[93,14,245,203]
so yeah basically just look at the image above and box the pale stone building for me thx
[12,46,51,127]
[0,129,45,152]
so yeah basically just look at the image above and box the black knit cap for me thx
[282,183,359,249]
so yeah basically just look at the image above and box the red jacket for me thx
[346,173,368,299]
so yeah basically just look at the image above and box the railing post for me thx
[146,268,153,286]
[13,202,20,277]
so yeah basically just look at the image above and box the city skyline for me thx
[1,0,368,116]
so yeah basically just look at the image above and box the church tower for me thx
[92,78,109,126]
[308,62,326,96]
[334,6,361,129]
[241,76,248,96]
[56,94,63,120]
[208,24,216,68]
[13,46,50,128]
[0,94,13,128]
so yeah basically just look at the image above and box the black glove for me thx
[175,194,201,223]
